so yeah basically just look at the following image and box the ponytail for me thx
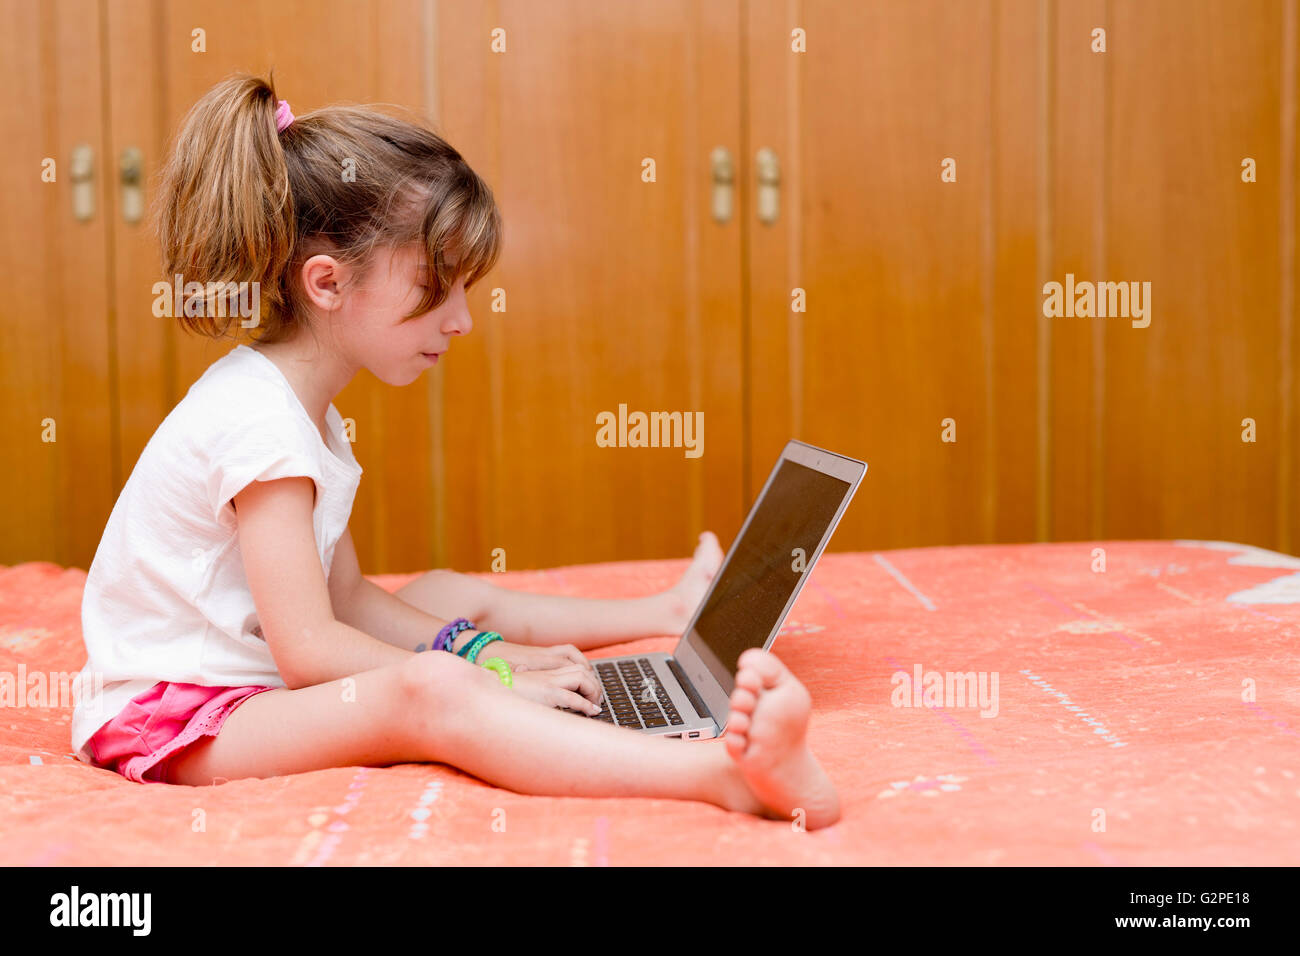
[153,73,295,339]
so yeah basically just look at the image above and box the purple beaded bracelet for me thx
[433,617,476,653]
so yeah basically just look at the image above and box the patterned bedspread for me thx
[1,540,1296,865]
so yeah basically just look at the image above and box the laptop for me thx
[586,439,866,738]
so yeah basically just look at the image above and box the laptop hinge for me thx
[667,656,712,722]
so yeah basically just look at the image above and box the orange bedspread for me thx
[1,540,1297,865]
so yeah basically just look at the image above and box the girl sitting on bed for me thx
[69,73,839,828]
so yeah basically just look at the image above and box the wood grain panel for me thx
[1101,0,1285,546]
[1286,0,1299,552]
[990,0,1046,543]
[105,0,171,503]
[0,0,116,568]
[437,0,746,572]
[1048,0,1107,541]
[748,0,1011,550]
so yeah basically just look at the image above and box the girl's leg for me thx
[165,648,839,828]
[394,532,726,649]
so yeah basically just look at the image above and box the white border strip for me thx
[874,553,937,611]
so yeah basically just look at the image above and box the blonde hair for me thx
[153,72,502,343]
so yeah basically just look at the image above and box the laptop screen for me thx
[687,459,851,678]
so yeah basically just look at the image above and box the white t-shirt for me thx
[70,344,363,760]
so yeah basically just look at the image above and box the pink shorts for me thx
[85,680,275,784]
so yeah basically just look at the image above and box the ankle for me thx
[709,748,764,816]
[658,588,692,635]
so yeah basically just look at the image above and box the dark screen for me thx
[690,460,849,676]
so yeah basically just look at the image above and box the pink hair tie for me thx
[274,99,295,132]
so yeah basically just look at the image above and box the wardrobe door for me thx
[435,0,747,572]
[0,0,117,568]
[745,0,1038,550]
[1072,0,1293,550]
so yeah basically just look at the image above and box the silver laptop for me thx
[586,439,866,738]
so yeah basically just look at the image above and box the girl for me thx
[70,74,840,828]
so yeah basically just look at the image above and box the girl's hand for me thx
[511,665,604,715]
[489,640,594,676]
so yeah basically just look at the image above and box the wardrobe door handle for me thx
[70,144,94,222]
[711,146,734,224]
[756,147,780,225]
[120,147,143,224]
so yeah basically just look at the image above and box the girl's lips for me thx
[420,352,440,363]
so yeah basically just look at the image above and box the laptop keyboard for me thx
[592,659,684,729]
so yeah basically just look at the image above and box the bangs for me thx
[403,168,503,319]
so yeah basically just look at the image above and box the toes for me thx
[727,708,751,737]
[735,667,762,693]
[696,531,723,561]
[738,648,786,689]
[724,725,748,759]
[730,687,757,714]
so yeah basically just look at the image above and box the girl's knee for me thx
[393,652,498,754]
[396,650,495,716]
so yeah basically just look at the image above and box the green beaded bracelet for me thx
[457,630,502,664]
[452,630,488,658]
[480,656,513,687]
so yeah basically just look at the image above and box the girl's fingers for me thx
[550,664,602,705]
[551,688,601,715]
[511,663,602,708]
[507,643,592,674]
[556,643,593,672]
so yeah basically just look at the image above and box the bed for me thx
[1,540,1296,865]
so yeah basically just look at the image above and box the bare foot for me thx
[666,531,725,628]
[723,649,840,829]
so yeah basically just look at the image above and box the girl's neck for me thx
[249,338,357,437]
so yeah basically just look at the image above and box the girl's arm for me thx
[342,572,598,675]
[326,524,654,653]
[326,526,468,652]
[268,504,591,675]
[469,586,684,650]
[235,476,421,688]
[388,568,690,651]
[338,577,461,651]
[236,476,601,707]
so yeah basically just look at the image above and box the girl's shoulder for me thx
[148,345,321,467]
[178,345,303,425]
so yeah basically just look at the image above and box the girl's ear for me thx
[299,254,347,312]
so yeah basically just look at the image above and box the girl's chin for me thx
[375,364,427,387]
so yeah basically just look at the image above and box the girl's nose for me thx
[445,304,473,336]
[444,285,473,335]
